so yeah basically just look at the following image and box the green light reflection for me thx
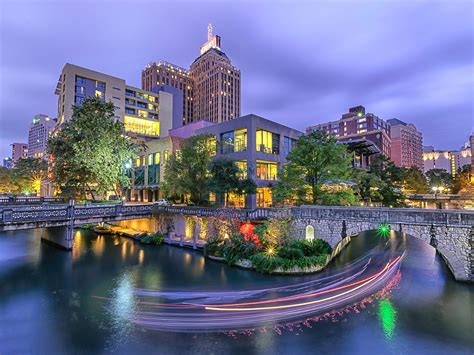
[379,298,397,339]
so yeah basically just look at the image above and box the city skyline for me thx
[1,1,473,160]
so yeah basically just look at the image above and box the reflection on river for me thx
[0,228,472,354]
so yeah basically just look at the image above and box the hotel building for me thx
[28,114,56,159]
[423,143,472,176]
[307,106,391,168]
[387,118,423,170]
[141,24,240,125]
[55,63,180,140]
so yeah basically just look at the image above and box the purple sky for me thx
[1,0,473,160]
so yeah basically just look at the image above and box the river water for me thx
[0,228,472,354]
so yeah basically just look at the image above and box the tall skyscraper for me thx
[142,24,241,125]
[28,114,57,159]
[307,105,391,158]
[142,61,194,125]
[11,143,28,164]
[55,63,180,139]
[190,24,241,123]
[387,118,423,170]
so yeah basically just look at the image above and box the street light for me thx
[122,160,131,200]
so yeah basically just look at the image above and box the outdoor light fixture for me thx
[377,223,391,238]
[125,162,131,169]
[266,247,275,256]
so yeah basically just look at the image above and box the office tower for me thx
[387,118,423,169]
[142,25,241,125]
[28,114,57,159]
[142,61,193,125]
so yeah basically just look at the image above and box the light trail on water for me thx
[95,239,405,333]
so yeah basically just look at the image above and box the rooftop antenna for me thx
[208,23,213,40]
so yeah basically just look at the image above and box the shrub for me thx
[250,253,284,273]
[278,246,304,260]
[223,232,261,265]
[140,232,164,245]
[204,239,224,257]
[293,239,332,256]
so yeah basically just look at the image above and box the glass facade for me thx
[124,115,160,136]
[256,129,279,154]
[256,187,272,207]
[256,160,278,180]
[220,129,247,154]
[283,136,296,157]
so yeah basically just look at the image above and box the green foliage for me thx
[272,130,352,205]
[208,158,256,206]
[402,167,430,194]
[0,167,17,194]
[10,158,49,194]
[452,165,472,194]
[250,253,328,274]
[203,239,224,257]
[48,96,136,200]
[278,246,304,259]
[354,155,406,207]
[253,218,292,248]
[140,232,164,245]
[162,134,214,205]
[223,232,261,265]
[319,188,357,206]
[425,168,453,191]
[295,239,332,256]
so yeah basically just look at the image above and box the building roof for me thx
[387,118,407,126]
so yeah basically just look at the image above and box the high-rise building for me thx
[190,24,241,123]
[55,63,180,140]
[387,118,423,170]
[142,61,193,125]
[142,24,241,125]
[28,114,57,159]
[11,143,28,164]
[306,105,391,158]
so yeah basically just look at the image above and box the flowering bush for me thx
[223,231,262,265]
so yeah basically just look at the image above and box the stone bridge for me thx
[0,203,154,249]
[291,206,474,282]
[1,203,472,282]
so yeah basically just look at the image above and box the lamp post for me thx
[122,161,131,200]
[432,186,444,209]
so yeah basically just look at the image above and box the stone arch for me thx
[305,225,315,241]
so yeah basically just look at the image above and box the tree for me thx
[402,167,430,194]
[352,169,384,204]
[162,134,214,205]
[12,158,48,195]
[272,130,352,205]
[0,167,17,194]
[208,158,257,206]
[48,96,136,200]
[452,165,472,194]
[365,155,406,207]
[425,168,453,191]
[273,164,312,205]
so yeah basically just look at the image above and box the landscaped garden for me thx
[204,217,333,274]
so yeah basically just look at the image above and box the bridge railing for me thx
[152,206,292,220]
[0,196,65,205]
[292,206,474,226]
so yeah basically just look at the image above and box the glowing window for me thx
[148,154,153,166]
[124,115,160,136]
[305,225,315,241]
[154,152,161,165]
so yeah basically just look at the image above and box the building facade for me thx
[195,114,302,208]
[423,144,472,176]
[11,143,28,164]
[142,61,193,125]
[142,24,240,126]
[307,105,391,158]
[387,118,423,169]
[129,136,183,202]
[27,114,56,159]
[55,63,179,140]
